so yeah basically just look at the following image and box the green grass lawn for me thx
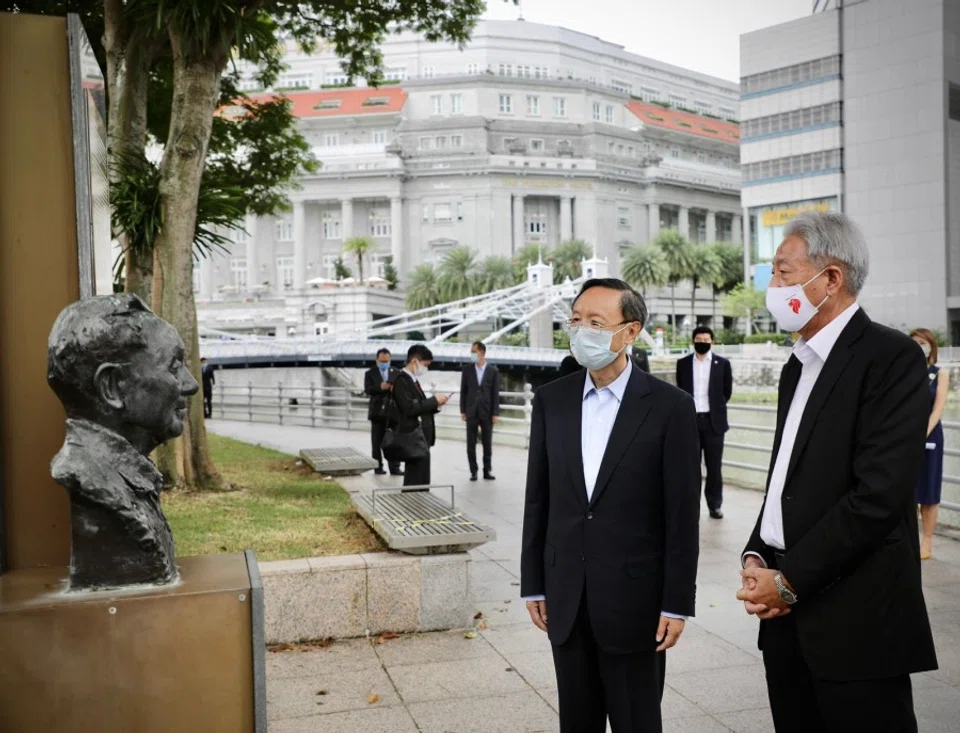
[163,435,383,561]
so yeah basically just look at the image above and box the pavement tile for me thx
[470,559,520,602]
[266,667,399,720]
[481,618,553,657]
[407,691,558,733]
[502,650,557,690]
[666,664,769,715]
[473,598,532,627]
[664,625,761,674]
[268,705,420,733]
[714,707,774,733]
[387,654,531,703]
[372,629,501,667]
[266,639,380,680]
[663,714,734,733]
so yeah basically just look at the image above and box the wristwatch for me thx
[774,573,797,605]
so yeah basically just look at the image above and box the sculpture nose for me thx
[182,369,199,396]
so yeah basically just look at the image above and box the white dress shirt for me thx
[751,303,860,560]
[475,362,487,385]
[526,359,685,619]
[692,354,712,414]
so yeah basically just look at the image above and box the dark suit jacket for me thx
[520,363,701,654]
[675,352,733,433]
[743,308,937,681]
[391,370,439,446]
[201,363,215,391]
[364,364,401,421]
[460,363,501,420]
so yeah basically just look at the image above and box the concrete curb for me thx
[259,552,473,644]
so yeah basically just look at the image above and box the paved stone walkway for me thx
[209,419,960,733]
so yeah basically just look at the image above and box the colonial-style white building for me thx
[197,20,743,335]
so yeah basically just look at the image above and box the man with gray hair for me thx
[736,212,936,732]
[48,294,199,590]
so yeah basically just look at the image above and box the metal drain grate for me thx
[300,447,379,475]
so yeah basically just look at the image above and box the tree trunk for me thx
[152,36,227,490]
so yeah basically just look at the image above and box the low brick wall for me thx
[259,552,472,644]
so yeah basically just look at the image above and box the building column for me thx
[678,206,690,240]
[560,195,573,242]
[341,198,354,242]
[648,202,660,241]
[732,214,743,244]
[293,201,306,290]
[245,214,258,291]
[512,194,525,252]
[705,210,717,244]
[390,196,403,274]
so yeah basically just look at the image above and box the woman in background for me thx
[910,328,949,560]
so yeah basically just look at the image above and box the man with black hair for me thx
[521,278,700,733]
[460,340,501,481]
[392,344,450,487]
[364,348,402,475]
[675,326,733,518]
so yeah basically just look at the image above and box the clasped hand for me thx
[736,560,792,620]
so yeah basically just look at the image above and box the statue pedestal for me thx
[0,552,265,733]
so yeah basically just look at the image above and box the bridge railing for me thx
[208,382,960,527]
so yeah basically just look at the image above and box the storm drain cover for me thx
[300,447,379,476]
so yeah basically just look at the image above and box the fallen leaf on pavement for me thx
[367,693,381,705]
[375,632,400,644]
[473,611,484,620]
[476,621,488,631]
[316,690,328,696]
[464,631,478,639]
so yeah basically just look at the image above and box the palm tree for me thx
[551,239,591,283]
[382,255,399,291]
[622,244,669,298]
[437,245,479,302]
[343,235,373,283]
[710,242,745,327]
[405,264,440,311]
[476,256,517,293]
[688,244,723,330]
[653,229,695,330]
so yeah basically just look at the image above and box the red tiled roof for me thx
[247,87,407,118]
[625,100,739,144]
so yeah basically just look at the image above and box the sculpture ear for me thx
[94,363,125,411]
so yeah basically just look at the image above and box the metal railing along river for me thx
[210,380,960,526]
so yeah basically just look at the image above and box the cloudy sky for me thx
[481,0,814,82]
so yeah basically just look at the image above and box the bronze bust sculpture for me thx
[47,294,198,591]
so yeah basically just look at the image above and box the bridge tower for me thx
[526,252,555,349]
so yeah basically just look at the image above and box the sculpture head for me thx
[47,294,199,455]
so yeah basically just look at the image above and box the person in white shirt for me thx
[736,212,936,733]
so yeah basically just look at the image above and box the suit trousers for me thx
[370,419,400,473]
[762,612,917,733]
[403,450,431,488]
[202,386,213,418]
[552,591,665,733]
[465,417,493,474]
[696,413,724,510]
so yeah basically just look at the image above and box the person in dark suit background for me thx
[200,357,215,418]
[736,212,936,733]
[363,348,403,476]
[557,355,582,379]
[521,278,701,733]
[675,327,733,518]
[392,344,450,488]
[460,341,501,481]
[631,345,651,373]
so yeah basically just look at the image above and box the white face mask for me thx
[412,362,429,378]
[765,268,829,333]
[568,324,630,371]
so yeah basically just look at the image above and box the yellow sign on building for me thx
[762,202,831,227]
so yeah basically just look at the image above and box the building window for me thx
[503,137,518,151]
[435,136,448,149]
[322,254,338,280]
[419,136,432,150]
[741,102,842,140]
[324,133,339,147]
[369,210,390,237]
[373,129,387,144]
[608,141,616,153]
[384,66,406,81]
[526,95,540,116]
[451,135,463,148]
[693,100,712,116]
[628,146,635,157]
[640,87,660,102]
[321,212,341,240]
[719,106,737,120]
[467,63,480,75]
[430,94,442,115]
[498,63,512,77]
[369,252,389,278]
[697,152,706,163]
[277,72,312,89]
[518,65,531,78]
[499,94,514,114]
[530,138,544,153]
[742,148,843,183]
[669,94,687,108]
[233,227,249,244]
[535,66,548,79]
[434,203,453,223]
[554,97,567,117]
[617,206,631,229]
[231,257,248,290]
[525,211,547,240]
[422,66,434,78]
[617,144,624,155]
[670,147,680,159]
[741,55,841,96]
[592,102,601,121]
[422,204,430,223]
[450,93,463,115]
[323,70,348,86]
[610,79,631,95]
[276,217,293,242]
[457,202,464,221]
[276,256,294,290]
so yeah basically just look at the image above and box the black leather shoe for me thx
[709,509,724,519]
[374,467,387,476]
[470,472,478,481]
[390,470,405,476]
[483,472,496,481]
